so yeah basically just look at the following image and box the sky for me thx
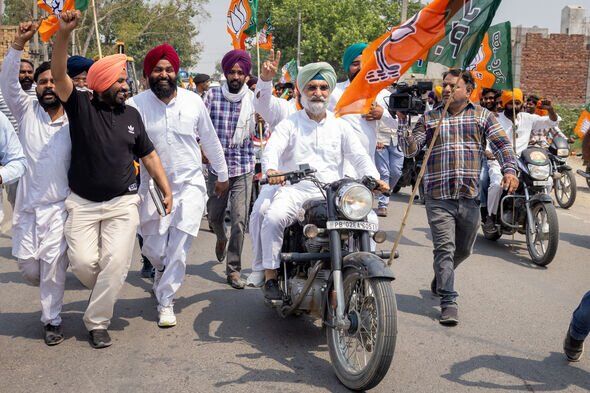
[192,0,590,74]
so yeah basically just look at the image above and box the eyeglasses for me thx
[305,85,329,92]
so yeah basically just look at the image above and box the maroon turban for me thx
[143,43,180,77]
[221,50,252,76]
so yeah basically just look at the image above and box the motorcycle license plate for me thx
[326,221,378,231]
[533,180,552,186]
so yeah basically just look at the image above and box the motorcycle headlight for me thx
[557,148,569,157]
[527,164,550,180]
[336,183,373,221]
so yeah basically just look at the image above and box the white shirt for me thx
[127,87,228,236]
[496,111,560,156]
[0,112,26,185]
[0,47,71,212]
[328,80,397,157]
[262,110,379,184]
[254,79,298,129]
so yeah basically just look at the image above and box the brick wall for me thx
[521,33,589,104]
[0,26,30,60]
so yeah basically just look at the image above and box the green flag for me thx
[427,0,503,69]
[243,0,259,36]
[75,0,89,10]
[410,58,428,74]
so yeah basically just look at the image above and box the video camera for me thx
[387,81,433,116]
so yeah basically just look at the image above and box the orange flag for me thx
[226,0,256,50]
[37,0,88,42]
[574,109,590,139]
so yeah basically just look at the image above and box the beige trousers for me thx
[64,192,140,331]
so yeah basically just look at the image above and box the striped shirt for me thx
[0,86,36,133]
[399,102,517,200]
[204,87,255,178]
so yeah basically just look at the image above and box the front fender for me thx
[342,252,395,280]
[529,193,553,204]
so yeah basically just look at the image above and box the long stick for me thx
[388,72,463,266]
[91,0,102,58]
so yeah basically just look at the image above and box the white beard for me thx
[301,94,328,116]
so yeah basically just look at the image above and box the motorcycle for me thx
[481,147,559,266]
[547,136,576,209]
[259,165,398,391]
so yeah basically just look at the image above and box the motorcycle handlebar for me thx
[259,168,317,186]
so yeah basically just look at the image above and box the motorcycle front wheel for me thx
[587,165,590,188]
[526,202,559,266]
[326,271,397,391]
[554,170,576,209]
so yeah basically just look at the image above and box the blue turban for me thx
[342,42,368,72]
[67,55,94,78]
[296,62,337,92]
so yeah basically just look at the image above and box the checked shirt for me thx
[399,102,517,200]
[204,87,255,178]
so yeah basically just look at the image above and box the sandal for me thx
[44,324,64,346]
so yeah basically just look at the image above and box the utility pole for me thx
[401,0,408,23]
[296,11,302,68]
[32,0,40,67]
[0,0,5,25]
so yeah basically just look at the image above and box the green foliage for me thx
[3,0,209,70]
[255,0,422,80]
[554,103,583,137]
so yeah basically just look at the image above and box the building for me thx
[561,5,590,36]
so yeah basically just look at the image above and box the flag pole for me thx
[388,71,464,266]
[255,25,264,149]
[90,0,102,58]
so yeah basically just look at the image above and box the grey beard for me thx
[301,95,328,116]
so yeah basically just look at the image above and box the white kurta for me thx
[127,88,228,238]
[328,80,397,160]
[0,47,71,263]
[253,79,298,129]
[260,110,380,269]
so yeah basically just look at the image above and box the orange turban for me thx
[87,54,128,93]
[501,88,523,107]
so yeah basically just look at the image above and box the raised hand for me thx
[58,10,82,33]
[13,21,39,48]
[260,49,282,82]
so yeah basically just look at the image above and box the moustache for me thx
[42,89,55,96]
[309,97,327,102]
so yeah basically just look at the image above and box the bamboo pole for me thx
[91,0,102,58]
[388,71,464,266]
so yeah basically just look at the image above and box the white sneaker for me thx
[157,305,176,327]
[246,271,265,288]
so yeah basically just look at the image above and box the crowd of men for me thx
[0,10,588,362]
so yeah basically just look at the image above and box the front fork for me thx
[327,187,350,329]
[523,186,536,235]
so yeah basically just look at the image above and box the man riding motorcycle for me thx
[249,62,389,300]
[483,89,560,230]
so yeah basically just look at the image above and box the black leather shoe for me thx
[440,306,459,326]
[564,330,584,362]
[89,329,112,349]
[44,324,64,346]
[264,279,282,301]
[227,274,246,289]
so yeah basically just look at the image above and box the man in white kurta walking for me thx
[0,21,70,345]
[127,44,228,327]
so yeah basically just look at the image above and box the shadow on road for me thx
[395,289,439,321]
[559,232,590,250]
[473,234,546,270]
[443,352,590,391]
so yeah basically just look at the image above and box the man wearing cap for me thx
[204,49,256,289]
[256,62,388,300]
[194,73,211,98]
[1,20,71,346]
[483,88,559,231]
[67,55,94,89]
[52,10,172,348]
[127,44,228,328]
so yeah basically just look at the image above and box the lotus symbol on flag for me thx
[42,0,65,15]
[227,0,248,35]
[466,46,485,71]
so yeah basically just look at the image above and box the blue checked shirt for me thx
[204,87,255,178]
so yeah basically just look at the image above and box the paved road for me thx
[1,160,589,392]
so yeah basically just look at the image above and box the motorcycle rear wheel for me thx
[554,170,576,209]
[327,271,397,391]
[526,202,559,266]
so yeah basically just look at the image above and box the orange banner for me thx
[37,0,75,42]
[335,0,464,116]
[227,0,255,50]
[574,110,590,139]
[468,32,495,101]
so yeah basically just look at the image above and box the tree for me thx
[254,0,422,80]
[2,0,209,70]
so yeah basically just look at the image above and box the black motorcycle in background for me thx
[546,136,577,209]
[260,165,398,391]
[481,147,559,266]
